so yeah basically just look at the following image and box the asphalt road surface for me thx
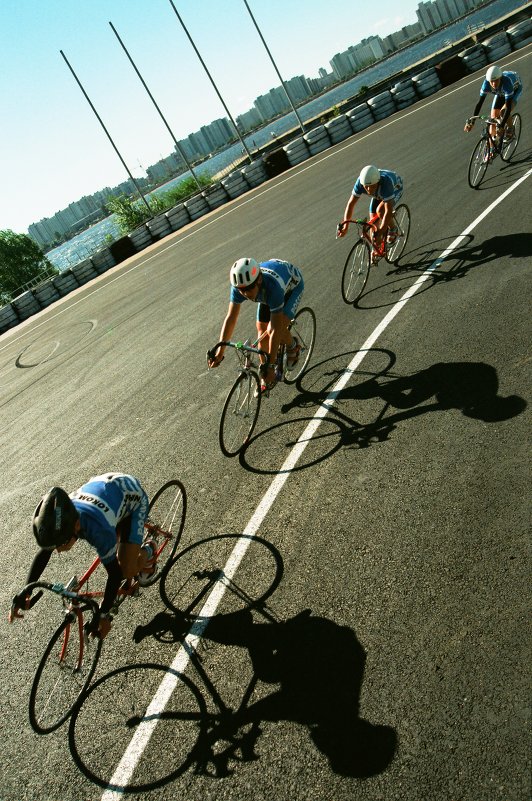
[0,48,530,801]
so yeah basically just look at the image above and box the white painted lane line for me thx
[101,167,532,798]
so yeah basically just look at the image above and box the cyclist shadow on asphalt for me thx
[133,606,398,780]
[384,230,530,285]
[278,356,526,453]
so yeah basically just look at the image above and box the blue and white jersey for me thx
[230,259,304,313]
[353,169,403,203]
[480,70,521,101]
[70,473,148,564]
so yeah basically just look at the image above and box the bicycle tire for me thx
[385,203,411,264]
[283,307,316,384]
[341,239,371,304]
[29,610,102,734]
[142,479,187,585]
[219,371,261,457]
[468,137,489,189]
[500,113,521,162]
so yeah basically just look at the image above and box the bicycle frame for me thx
[468,114,503,156]
[338,217,386,260]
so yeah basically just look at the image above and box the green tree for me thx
[0,230,56,304]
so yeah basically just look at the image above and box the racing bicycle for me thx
[467,112,522,189]
[337,205,411,304]
[11,479,186,735]
[207,307,316,457]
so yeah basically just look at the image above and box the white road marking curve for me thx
[101,166,532,798]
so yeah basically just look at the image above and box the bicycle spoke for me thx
[501,113,521,162]
[386,204,410,263]
[29,613,101,733]
[219,372,261,456]
[284,307,316,384]
[342,240,370,304]
[143,479,187,584]
[468,137,489,189]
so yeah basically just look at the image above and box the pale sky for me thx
[0,0,421,233]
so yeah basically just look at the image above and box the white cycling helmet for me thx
[486,65,503,81]
[359,164,380,186]
[230,257,261,288]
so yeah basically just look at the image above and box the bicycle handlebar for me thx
[466,115,502,125]
[207,340,269,362]
[336,217,377,239]
[13,580,101,618]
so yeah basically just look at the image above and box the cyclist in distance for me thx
[208,257,304,392]
[337,164,404,253]
[8,473,154,638]
[464,64,523,149]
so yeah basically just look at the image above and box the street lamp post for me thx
[167,0,253,163]
[60,49,152,214]
[109,21,202,191]
[242,0,305,134]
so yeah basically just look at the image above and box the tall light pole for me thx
[60,50,152,213]
[242,0,305,134]
[167,0,253,162]
[109,21,202,190]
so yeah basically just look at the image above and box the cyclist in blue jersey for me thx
[8,473,154,638]
[208,257,304,392]
[337,165,403,253]
[464,65,523,151]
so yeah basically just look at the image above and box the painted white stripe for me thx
[101,166,532,798]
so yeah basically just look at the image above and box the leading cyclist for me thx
[464,64,523,151]
[337,164,404,256]
[8,473,155,638]
[208,257,304,392]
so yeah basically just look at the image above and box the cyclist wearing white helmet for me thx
[464,64,522,144]
[8,474,154,639]
[337,164,404,251]
[208,257,304,392]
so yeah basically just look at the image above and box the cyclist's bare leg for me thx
[490,106,502,147]
[118,542,151,580]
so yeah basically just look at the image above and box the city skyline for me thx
[1,0,425,234]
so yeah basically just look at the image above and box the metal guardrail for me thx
[10,266,58,301]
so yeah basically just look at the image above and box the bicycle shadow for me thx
[470,146,532,192]
[238,352,526,474]
[136,605,397,781]
[67,538,397,790]
[387,231,531,283]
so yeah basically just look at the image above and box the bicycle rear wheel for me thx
[341,239,371,304]
[142,479,187,585]
[29,610,102,734]
[284,306,316,384]
[500,113,521,162]
[468,137,489,188]
[219,371,261,456]
[385,204,411,264]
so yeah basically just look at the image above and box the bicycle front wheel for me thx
[385,204,411,264]
[219,371,261,457]
[341,240,371,304]
[142,479,187,585]
[468,137,489,188]
[500,113,521,162]
[284,306,316,384]
[29,611,102,734]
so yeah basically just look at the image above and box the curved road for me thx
[0,48,530,801]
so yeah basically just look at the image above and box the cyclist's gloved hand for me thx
[464,119,473,133]
[336,221,348,238]
[207,349,224,368]
[8,593,30,623]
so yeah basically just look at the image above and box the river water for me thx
[46,0,527,271]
